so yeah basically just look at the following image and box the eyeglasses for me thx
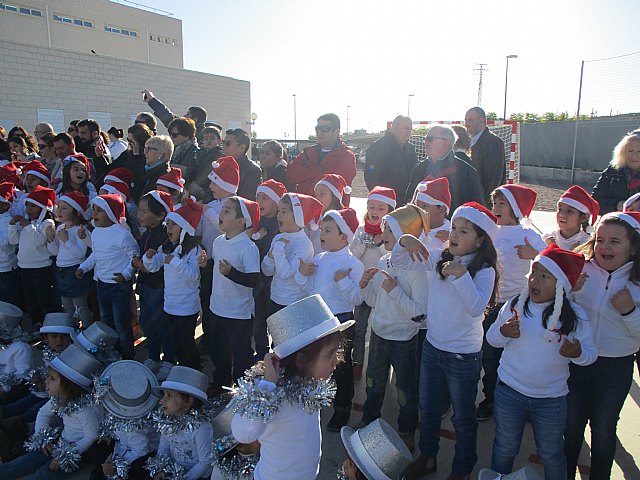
[315,125,335,133]
[425,136,448,143]
[169,131,182,138]
[144,146,159,152]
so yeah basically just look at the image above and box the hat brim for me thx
[50,356,93,390]
[273,318,355,359]
[71,331,97,351]
[100,361,159,419]
[39,326,75,335]
[340,426,388,480]
[152,381,211,408]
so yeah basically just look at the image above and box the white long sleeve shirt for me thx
[198,199,224,256]
[35,399,102,454]
[573,260,640,357]
[47,224,92,267]
[487,299,597,398]
[8,218,55,269]
[0,211,17,272]
[112,428,152,464]
[420,219,451,251]
[541,229,591,251]
[143,246,202,316]
[349,225,386,270]
[79,224,139,283]
[294,246,364,315]
[362,253,429,341]
[157,421,213,480]
[0,341,33,384]
[261,229,314,306]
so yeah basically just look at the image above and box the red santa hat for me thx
[166,197,204,253]
[101,181,130,202]
[415,177,451,213]
[0,163,22,188]
[285,193,324,230]
[147,190,174,214]
[256,179,287,205]
[157,167,185,193]
[316,174,352,206]
[208,156,239,194]
[103,167,133,187]
[24,161,51,186]
[62,154,91,177]
[494,184,537,222]
[91,194,126,226]
[600,211,640,234]
[558,185,599,227]
[451,202,499,241]
[235,196,261,239]
[367,186,397,209]
[58,191,89,216]
[26,185,56,222]
[623,192,640,211]
[323,207,359,242]
[0,182,15,204]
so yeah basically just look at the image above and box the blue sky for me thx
[146,0,640,139]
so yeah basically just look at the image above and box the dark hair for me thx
[41,132,57,148]
[169,117,196,139]
[514,293,579,335]
[0,139,9,159]
[59,203,87,226]
[54,132,74,146]
[48,367,84,403]
[468,106,487,122]
[128,123,154,148]
[7,135,27,151]
[8,129,37,153]
[225,197,243,220]
[8,126,28,139]
[202,126,222,141]
[436,221,500,306]
[100,131,110,145]
[279,331,345,379]
[162,232,200,258]
[490,190,517,221]
[205,121,224,131]
[187,106,207,125]
[140,193,168,219]
[70,120,80,127]
[317,113,340,131]
[107,127,124,138]
[78,119,100,133]
[316,187,343,212]
[225,128,250,154]
[60,160,89,195]
[175,391,203,410]
[135,112,157,133]
[261,140,285,158]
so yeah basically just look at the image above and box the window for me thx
[53,13,93,28]
[105,24,138,38]
[0,3,42,17]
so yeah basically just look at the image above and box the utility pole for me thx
[474,63,488,106]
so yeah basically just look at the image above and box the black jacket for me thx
[592,165,639,215]
[102,151,146,202]
[262,162,288,190]
[148,97,205,142]
[188,146,224,203]
[139,162,171,198]
[470,128,505,204]
[364,131,418,206]
[236,154,263,200]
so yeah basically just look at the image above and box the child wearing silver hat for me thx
[0,302,33,405]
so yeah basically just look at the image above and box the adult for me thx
[168,117,199,182]
[138,135,173,197]
[106,127,128,161]
[6,136,31,162]
[591,130,640,214]
[140,89,207,142]
[134,112,158,134]
[452,124,473,166]
[8,126,37,154]
[286,113,356,197]
[465,107,505,205]
[223,127,262,199]
[405,124,484,214]
[188,125,224,203]
[38,133,62,181]
[258,140,288,187]
[364,115,418,206]
[33,123,54,142]
[52,133,77,162]
[76,118,111,182]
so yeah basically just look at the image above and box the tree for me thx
[487,112,498,120]
[250,131,257,139]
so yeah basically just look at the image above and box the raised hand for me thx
[441,260,466,278]
[145,249,156,259]
[219,259,232,276]
[399,234,429,262]
[197,249,207,268]
[359,267,379,289]
[515,237,538,260]
[263,353,280,383]
[572,272,588,292]
[500,315,521,338]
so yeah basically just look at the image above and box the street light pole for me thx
[346,105,351,135]
[407,94,414,117]
[503,55,518,120]
[292,94,297,143]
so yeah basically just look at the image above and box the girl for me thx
[566,211,640,479]
[542,185,598,251]
[156,167,186,209]
[13,160,51,218]
[259,140,288,186]
[56,154,97,201]
[8,185,57,326]
[0,302,32,406]
[231,294,353,480]
[349,186,396,380]
[143,198,203,370]
[0,182,19,305]
[395,202,499,480]
[46,191,94,328]
[135,191,172,372]
[311,174,348,253]
[147,366,213,480]
[487,244,596,479]
[107,127,128,161]
[0,343,103,478]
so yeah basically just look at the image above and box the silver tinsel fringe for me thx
[212,451,258,479]
[145,454,188,480]
[100,412,154,436]
[105,453,130,480]
[50,392,96,416]
[151,406,215,436]
[336,465,348,480]
[51,437,82,472]
[27,366,48,394]
[24,426,61,452]
[0,371,27,392]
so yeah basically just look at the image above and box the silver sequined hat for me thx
[0,301,23,331]
[71,321,118,352]
[212,403,239,455]
[99,360,159,419]
[40,312,79,335]
[50,343,103,390]
[152,365,211,407]
[267,294,355,359]
[340,419,412,480]
[478,467,543,480]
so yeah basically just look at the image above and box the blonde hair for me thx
[609,132,640,169]
[145,135,174,162]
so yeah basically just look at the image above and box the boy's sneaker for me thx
[476,399,493,421]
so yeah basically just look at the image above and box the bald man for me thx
[34,123,54,141]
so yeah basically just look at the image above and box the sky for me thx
[143,0,640,139]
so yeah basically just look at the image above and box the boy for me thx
[0,182,18,305]
[188,125,224,202]
[413,177,451,249]
[156,167,186,209]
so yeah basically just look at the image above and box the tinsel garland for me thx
[145,454,188,480]
[51,437,82,472]
[24,426,61,452]
[0,371,27,391]
[100,412,154,436]
[0,327,33,344]
[40,345,57,364]
[336,465,348,480]
[229,363,336,423]
[211,449,259,479]
[105,453,130,480]
[28,365,48,394]
[50,392,96,417]
[151,406,215,436]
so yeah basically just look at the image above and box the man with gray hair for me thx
[405,124,484,213]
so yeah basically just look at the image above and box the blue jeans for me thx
[1,392,48,424]
[352,302,371,364]
[361,331,418,433]
[418,339,482,476]
[565,355,635,479]
[96,280,134,359]
[0,450,71,479]
[138,284,165,362]
[492,380,567,479]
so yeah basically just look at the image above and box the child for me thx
[188,125,223,203]
[95,360,159,480]
[253,179,287,359]
[0,182,19,305]
[396,202,499,480]
[56,154,97,201]
[230,294,354,479]
[77,194,139,359]
[71,320,120,364]
[350,186,396,380]
[261,193,322,316]
[135,190,173,371]
[487,244,596,478]
[12,160,51,218]
[296,208,364,430]
[210,403,259,480]
[157,167,186,209]
[99,180,140,238]
[339,418,413,480]
[413,177,452,249]
[147,366,214,480]
[258,140,288,186]
[0,343,103,478]
[566,211,640,479]
[358,204,430,450]
[477,184,547,421]
[143,198,203,370]
[542,185,598,251]
[623,191,640,212]
[209,196,260,387]
[0,302,32,406]
[8,185,57,326]
[311,174,349,253]
[46,191,94,328]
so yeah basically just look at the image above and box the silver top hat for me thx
[50,343,103,390]
[0,301,23,331]
[340,419,412,480]
[40,312,78,335]
[152,365,210,407]
[99,360,158,419]
[72,321,118,352]
[266,294,355,359]
[477,467,543,480]
[212,403,239,455]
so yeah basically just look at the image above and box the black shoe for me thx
[327,410,350,432]
[403,454,437,480]
[476,399,493,421]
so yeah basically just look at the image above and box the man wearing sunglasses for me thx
[405,124,484,215]
[286,113,356,197]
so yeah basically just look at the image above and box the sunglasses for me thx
[315,125,334,133]
[425,136,448,143]
[169,131,182,138]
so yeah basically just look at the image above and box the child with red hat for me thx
[56,154,97,203]
[0,182,19,305]
[208,196,261,390]
[311,174,350,254]
[487,244,596,478]
[77,194,139,359]
[11,160,52,219]
[413,177,452,249]
[99,180,141,239]
[8,185,58,325]
[296,207,364,431]
[542,185,599,251]
[156,167,186,209]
